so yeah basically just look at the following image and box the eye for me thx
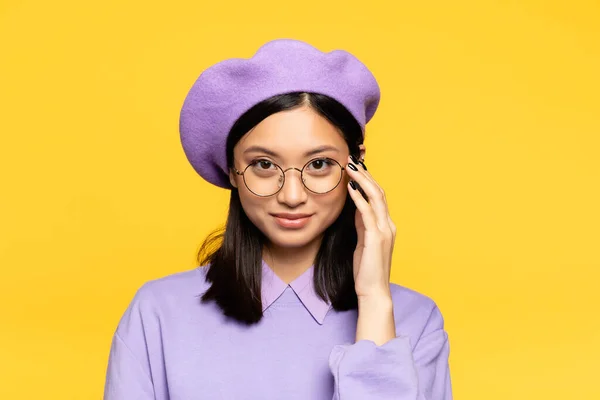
[306,158,334,171]
[251,159,274,169]
[311,159,326,169]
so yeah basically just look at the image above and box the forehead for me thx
[236,106,347,153]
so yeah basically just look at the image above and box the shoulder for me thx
[112,266,213,359]
[388,282,447,340]
[128,265,211,310]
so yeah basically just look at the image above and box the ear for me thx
[358,144,366,162]
[229,167,239,189]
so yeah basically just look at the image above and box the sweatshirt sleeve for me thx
[103,283,157,400]
[328,303,452,400]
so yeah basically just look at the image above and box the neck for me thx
[263,234,323,284]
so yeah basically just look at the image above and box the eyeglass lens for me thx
[243,158,342,196]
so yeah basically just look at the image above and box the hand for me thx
[345,155,397,300]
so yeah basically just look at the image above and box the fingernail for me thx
[348,163,358,171]
[359,161,367,171]
[349,180,357,190]
[350,155,359,164]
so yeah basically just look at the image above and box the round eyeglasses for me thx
[233,157,346,197]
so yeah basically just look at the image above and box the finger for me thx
[353,157,396,235]
[346,157,391,231]
[354,157,389,208]
[349,156,388,205]
[388,218,396,235]
[347,180,378,232]
[350,155,377,187]
[355,208,365,247]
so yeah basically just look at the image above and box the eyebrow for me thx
[243,145,340,158]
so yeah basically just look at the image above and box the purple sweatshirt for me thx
[104,261,452,399]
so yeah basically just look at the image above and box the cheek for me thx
[237,190,269,227]
[316,186,348,220]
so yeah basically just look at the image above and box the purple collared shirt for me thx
[104,261,452,399]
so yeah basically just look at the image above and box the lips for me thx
[271,213,312,219]
[271,213,313,229]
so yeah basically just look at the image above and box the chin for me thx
[264,229,319,249]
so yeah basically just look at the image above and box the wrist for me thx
[355,294,396,345]
[357,292,393,310]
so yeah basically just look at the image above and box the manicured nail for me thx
[348,163,358,171]
[349,180,357,190]
[359,161,367,171]
[350,155,359,164]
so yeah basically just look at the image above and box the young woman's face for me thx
[229,105,361,249]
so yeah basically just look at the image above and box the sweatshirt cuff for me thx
[328,336,419,399]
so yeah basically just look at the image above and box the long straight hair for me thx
[198,92,363,325]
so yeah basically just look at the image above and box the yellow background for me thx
[1,0,598,398]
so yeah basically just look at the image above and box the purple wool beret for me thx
[179,38,381,189]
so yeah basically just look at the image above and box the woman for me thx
[104,39,452,399]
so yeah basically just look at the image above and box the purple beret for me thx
[179,38,381,189]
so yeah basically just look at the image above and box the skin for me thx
[229,105,396,346]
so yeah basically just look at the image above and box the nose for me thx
[276,167,308,207]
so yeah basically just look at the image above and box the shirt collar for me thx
[260,259,332,325]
